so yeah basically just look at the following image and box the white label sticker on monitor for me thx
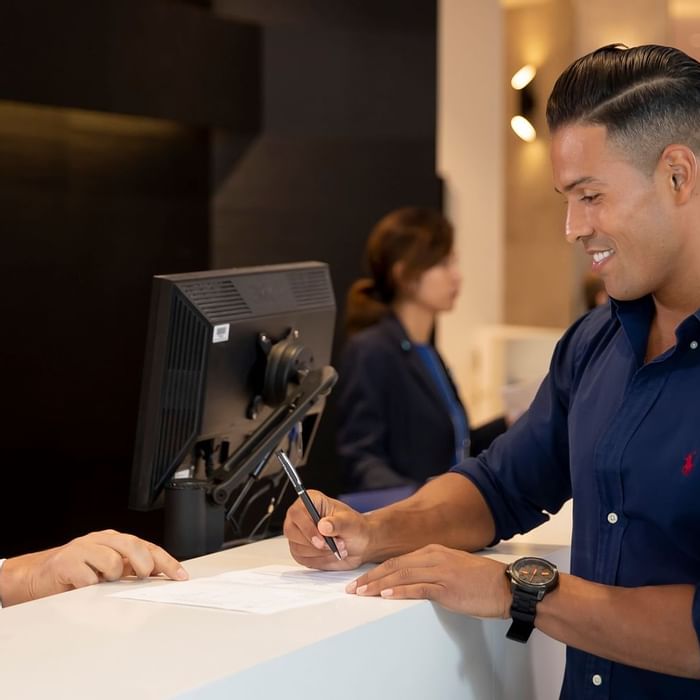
[212,324,230,343]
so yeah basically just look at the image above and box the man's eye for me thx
[580,194,600,203]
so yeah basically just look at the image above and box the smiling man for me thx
[283,44,700,699]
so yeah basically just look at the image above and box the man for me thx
[0,529,188,606]
[284,44,700,698]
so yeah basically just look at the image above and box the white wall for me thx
[437,0,505,422]
[573,0,668,54]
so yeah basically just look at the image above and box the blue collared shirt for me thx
[452,297,700,699]
[414,344,470,464]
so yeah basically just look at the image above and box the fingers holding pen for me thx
[284,490,369,570]
[283,497,321,545]
[283,491,334,550]
[283,498,349,568]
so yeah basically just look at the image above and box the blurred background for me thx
[0,0,696,555]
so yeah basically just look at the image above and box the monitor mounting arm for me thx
[209,364,337,507]
[163,328,337,559]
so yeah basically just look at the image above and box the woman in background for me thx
[337,206,506,495]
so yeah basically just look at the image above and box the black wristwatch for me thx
[505,556,559,643]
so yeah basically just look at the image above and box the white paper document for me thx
[111,565,365,614]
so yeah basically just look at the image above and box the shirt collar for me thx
[610,295,700,363]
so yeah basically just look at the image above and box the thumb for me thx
[318,509,359,537]
[317,517,335,536]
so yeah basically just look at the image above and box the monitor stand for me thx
[163,365,337,559]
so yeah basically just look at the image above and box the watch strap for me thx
[506,587,539,643]
[506,616,534,643]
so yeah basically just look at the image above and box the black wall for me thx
[0,104,212,552]
[0,0,439,556]
[211,0,442,498]
[0,0,260,555]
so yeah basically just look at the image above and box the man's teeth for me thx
[593,250,613,263]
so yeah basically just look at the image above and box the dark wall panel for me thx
[212,1,440,495]
[0,1,260,556]
[0,0,260,130]
[212,139,440,496]
[0,103,209,555]
[0,0,438,555]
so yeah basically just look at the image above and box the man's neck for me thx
[645,293,700,363]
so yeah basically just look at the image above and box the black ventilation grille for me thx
[178,278,252,323]
[288,267,334,309]
[151,292,208,494]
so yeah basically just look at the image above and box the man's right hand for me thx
[283,490,369,570]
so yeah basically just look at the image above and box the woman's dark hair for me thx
[345,206,454,335]
[546,44,700,171]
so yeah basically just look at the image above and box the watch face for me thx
[511,557,557,587]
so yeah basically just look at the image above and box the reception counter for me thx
[0,535,570,699]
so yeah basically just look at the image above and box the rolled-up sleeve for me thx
[450,317,588,542]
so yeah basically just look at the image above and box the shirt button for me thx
[607,512,618,524]
[592,674,603,687]
[691,340,699,350]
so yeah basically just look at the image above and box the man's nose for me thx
[565,202,593,244]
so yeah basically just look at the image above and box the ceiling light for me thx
[510,115,536,143]
[511,64,536,90]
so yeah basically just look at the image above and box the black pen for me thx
[276,450,342,560]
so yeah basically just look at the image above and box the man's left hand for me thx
[346,544,511,619]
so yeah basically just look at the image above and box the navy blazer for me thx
[336,314,506,490]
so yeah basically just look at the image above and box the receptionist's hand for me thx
[0,530,189,606]
[346,543,511,619]
[284,490,369,570]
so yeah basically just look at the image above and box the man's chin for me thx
[604,286,648,303]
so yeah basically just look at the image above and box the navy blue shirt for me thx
[452,297,700,699]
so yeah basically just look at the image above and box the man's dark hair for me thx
[546,44,700,171]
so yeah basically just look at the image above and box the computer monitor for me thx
[130,262,337,558]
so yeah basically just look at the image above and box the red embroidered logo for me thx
[682,451,697,477]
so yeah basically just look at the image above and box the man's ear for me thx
[660,144,697,204]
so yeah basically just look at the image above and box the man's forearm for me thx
[363,473,496,562]
[538,574,700,678]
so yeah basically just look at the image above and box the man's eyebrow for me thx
[553,176,601,194]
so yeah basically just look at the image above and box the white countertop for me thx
[0,535,570,699]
